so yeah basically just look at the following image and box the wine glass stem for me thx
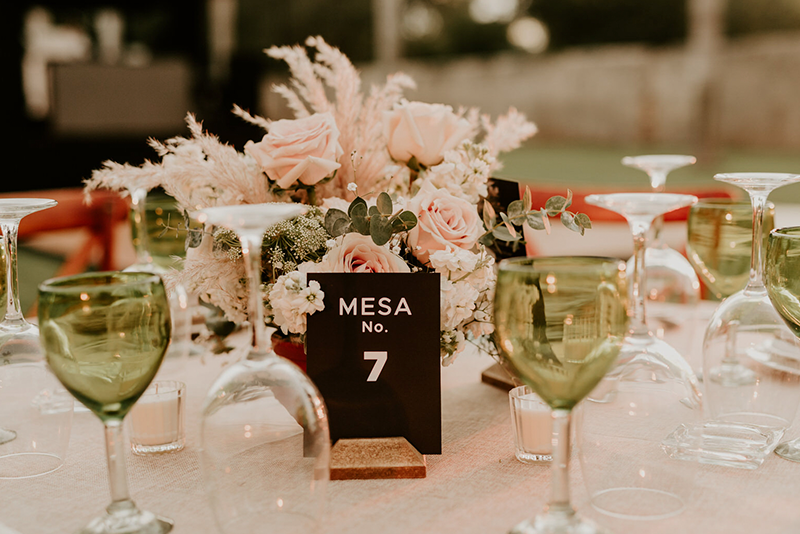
[103,420,134,508]
[629,219,651,335]
[1,219,24,323]
[240,231,267,352]
[547,408,576,517]
[747,192,768,292]
[131,188,151,266]
[650,174,666,245]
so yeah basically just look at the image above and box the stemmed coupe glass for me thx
[196,203,330,534]
[0,199,73,479]
[581,193,701,519]
[764,226,800,462]
[38,272,173,533]
[622,155,700,349]
[702,174,800,439]
[494,256,628,534]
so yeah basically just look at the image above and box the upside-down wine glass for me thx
[126,187,193,365]
[687,199,775,300]
[622,155,700,353]
[0,199,73,479]
[581,193,701,519]
[38,272,172,533]
[195,203,330,534]
[764,226,800,462]
[702,174,800,441]
[494,256,629,534]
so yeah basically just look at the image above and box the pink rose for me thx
[383,101,472,167]
[407,182,483,264]
[317,233,410,273]
[245,112,343,189]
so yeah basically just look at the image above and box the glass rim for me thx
[498,255,626,273]
[770,226,800,239]
[38,271,163,294]
[690,198,775,210]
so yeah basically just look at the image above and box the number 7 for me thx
[364,351,388,382]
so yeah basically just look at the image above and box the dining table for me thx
[3,302,800,534]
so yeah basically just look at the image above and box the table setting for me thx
[4,35,800,534]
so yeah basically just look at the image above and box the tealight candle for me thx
[126,380,186,455]
[509,385,552,464]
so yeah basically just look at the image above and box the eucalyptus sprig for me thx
[324,192,418,246]
[480,187,592,246]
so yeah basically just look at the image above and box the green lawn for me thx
[497,143,800,201]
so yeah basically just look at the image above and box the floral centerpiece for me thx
[84,36,590,365]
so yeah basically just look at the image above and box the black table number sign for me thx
[306,272,442,454]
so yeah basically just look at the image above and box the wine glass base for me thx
[77,510,173,534]
[774,438,800,462]
[662,421,783,470]
[590,488,685,520]
[509,510,609,534]
[0,452,65,479]
[0,428,16,445]
[706,363,757,386]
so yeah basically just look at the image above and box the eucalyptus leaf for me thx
[561,211,583,235]
[545,195,568,216]
[391,210,418,232]
[482,202,495,230]
[493,225,520,242]
[370,215,393,245]
[186,227,203,249]
[324,208,349,235]
[407,156,421,173]
[575,213,592,229]
[348,197,367,219]
[523,186,532,212]
[368,205,380,217]
[332,218,350,237]
[377,192,393,215]
[507,200,525,219]
[526,211,546,230]
[350,203,370,235]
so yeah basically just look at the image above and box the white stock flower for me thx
[440,279,479,331]
[268,270,325,335]
[429,247,479,276]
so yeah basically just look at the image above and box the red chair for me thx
[0,188,130,276]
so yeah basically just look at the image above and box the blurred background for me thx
[4,0,800,308]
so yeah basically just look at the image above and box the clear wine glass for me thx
[0,198,73,479]
[581,193,701,519]
[494,256,629,534]
[622,155,700,354]
[703,173,800,413]
[38,272,173,533]
[687,199,775,300]
[126,187,193,365]
[763,226,800,462]
[195,203,330,534]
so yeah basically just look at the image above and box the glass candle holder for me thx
[509,385,553,464]
[126,380,186,455]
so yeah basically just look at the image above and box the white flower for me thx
[325,239,337,249]
[429,247,479,276]
[268,270,325,335]
[440,279,479,331]
[297,280,325,314]
[347,182,358,192]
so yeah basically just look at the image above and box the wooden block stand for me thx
[330,437,426,480]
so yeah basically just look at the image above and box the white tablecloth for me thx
[3,303,800,534]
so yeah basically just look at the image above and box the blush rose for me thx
[406,183,483,264]
[245,112,343,189]
[315,233,410,273]
[383,101,472,168]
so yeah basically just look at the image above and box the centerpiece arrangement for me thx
[84,36,591,366]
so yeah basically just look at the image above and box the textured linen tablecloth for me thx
[3,303,800,534]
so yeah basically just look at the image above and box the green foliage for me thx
[480,188,592,248]
[324,194,418,246]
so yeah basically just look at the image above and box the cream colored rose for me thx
[317,233,410,273]
[383,101,472,167]
[245,112,343,189]
[407,182,483,264]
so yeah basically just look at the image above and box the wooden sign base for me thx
[330,437,426,480]
[480,363,518,391]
